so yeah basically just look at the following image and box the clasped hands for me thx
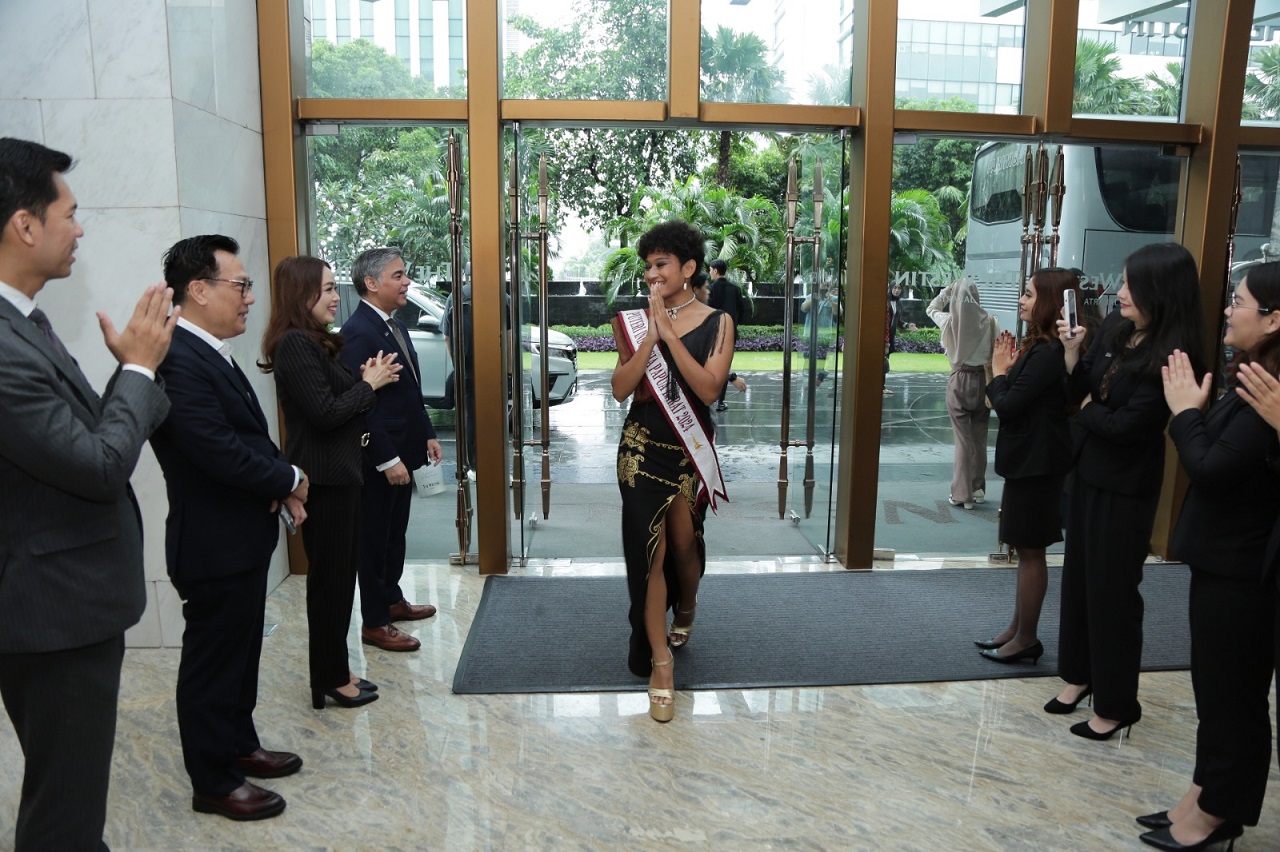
[991,330,1019,376]
[1161,349,1211,415]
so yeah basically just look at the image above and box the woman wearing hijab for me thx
[927,278,998,509]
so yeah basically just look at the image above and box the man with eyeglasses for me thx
[149,234,309,822]
[0,138,175,850]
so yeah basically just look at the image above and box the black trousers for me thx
[1190,569,1275,825]
[172,568,268,796]
[1058,476,1157,721]
[0,635,124,851]
[357,473,413,628]
[302,484,361,690]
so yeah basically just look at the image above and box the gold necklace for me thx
[666,294,697,319]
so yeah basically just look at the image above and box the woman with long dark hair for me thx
[611,220,734,723]
[1131,262,1280,851]
[1049,243,1204,739]
[259,256,400,709]
[975,268,1079,664]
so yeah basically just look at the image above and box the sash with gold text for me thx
[618,309,728,512]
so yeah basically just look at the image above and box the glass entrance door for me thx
[502,124,848,565]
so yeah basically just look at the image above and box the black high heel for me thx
[1044,686,1092,715]
[973,637,1007,650]
[312,686,379,709]
[1138,821,1242,851]
[978,640,1043,664]
[1069,715,1139,741]
[353,677,378,692]
[1136,811,1172,829]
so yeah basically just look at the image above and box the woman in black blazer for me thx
[976,268,1079,664]
[1050,243,1204,740]
[260,256,400,709]
[1131,264,1280,852]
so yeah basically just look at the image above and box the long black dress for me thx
[616,311,726,677]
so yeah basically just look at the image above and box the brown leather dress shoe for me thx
[192,781,286,821]
[235,748,303,779]
[361,623,421,652]
[389,598,437,621]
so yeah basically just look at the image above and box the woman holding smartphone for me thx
[1131,263,1280,852]
[260,256,400,709]
[1050,243,1203,739]
[976,268,1079,664]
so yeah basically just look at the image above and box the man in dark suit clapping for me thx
[339,247,442,653]
[0,138,176,851]
[150,235,309,821]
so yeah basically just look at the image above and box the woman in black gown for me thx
[1050,243,1204,739]
[1132,263,1280,852]
[611,221,734,723]
[976,268,1078,664]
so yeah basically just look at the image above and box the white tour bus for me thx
[964,141,1280,334]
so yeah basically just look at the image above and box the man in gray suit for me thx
[0,138,177,850]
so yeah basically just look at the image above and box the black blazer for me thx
[986,338,1071,480]
[151,326,297,584]
[0,298,170,652]
[1066,311,1172,497]
[1171,393,1280,579]
[338,301,436,472]
[272,329,376,486]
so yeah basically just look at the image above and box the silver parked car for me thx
[340,282,577,409]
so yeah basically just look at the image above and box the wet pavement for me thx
[409,366,1051,563]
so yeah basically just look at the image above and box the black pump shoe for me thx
[973,637,1006,650]
[1044,686,1092,715]
[1137,811,1173,829]
[1069,715,1139,741]
[978,641,1043,664]
[1138,821,1242,851]
[352,677,378,692]
[312,686,379,709]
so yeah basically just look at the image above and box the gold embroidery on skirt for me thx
[621,420,648,451]
[678,472,700,509]
[618,451,641,488]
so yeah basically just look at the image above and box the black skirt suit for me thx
[985,337,1071,547]
[1170,393,1280,825]
[272,329,376,691]
[1058,312,1175,721]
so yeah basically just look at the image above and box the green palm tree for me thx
[889,189,953,279]
[1145,62,1183,118]
[1074,38,1147,116]
[701,26,788,187]
[1245,45,1280,120]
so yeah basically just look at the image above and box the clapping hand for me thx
[99,284,179,371]
[991,330,1018,376]
[1161,349,1211,414]
[1236,361,1280,432]
[361,350,402,390]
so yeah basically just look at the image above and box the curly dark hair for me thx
[637,220,706,272]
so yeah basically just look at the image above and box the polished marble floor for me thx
[3,559,1279,851]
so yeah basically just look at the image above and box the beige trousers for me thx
[946,366,989,502]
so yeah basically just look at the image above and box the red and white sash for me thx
[618,309,728,512]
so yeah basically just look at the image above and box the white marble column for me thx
[0,0,284,647]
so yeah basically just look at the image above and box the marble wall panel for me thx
[0,0,95,99]
[212,0,264,133]
[124,581,162,647]
[166,0,216,114]
[173,101,267,219]
[89,0,171,99]
[0,101,45,141]
[41,98,179,210]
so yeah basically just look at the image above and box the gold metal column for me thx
[836,0,897,569]
[466,0,507,574]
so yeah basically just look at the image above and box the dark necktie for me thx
[28,307,70,361]
[386,318,419,386]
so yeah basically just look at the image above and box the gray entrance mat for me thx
[452,565,1190,694]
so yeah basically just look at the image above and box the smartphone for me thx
[279,504,297,535]
[1064,289,1078,338]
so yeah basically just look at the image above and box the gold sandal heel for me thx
[668,601,697,649]
[649,656,675,723]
